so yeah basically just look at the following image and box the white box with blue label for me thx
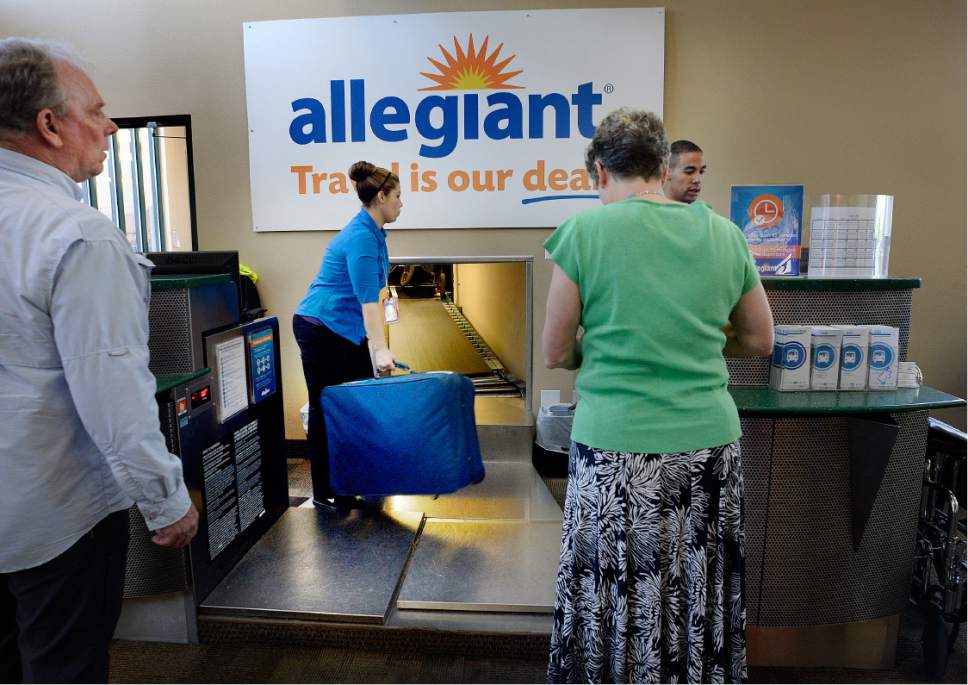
[862,325,899,390]
[831,325,869,390]
[769,325,812,391]
[810,326,844,390]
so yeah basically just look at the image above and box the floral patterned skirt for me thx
[547,440,747,684]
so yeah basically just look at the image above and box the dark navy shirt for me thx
[296,208,389,344]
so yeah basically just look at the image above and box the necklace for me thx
[629,188,665,199]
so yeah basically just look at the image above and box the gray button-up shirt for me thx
[0,147,191,572]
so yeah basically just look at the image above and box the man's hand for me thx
[151,503,199,549]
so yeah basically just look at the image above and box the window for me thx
[81,115,198,252]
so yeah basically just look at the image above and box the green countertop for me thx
[150,274,231,290]
[155,368,210,395]
[761,276,921,291]
[729,385,964,415]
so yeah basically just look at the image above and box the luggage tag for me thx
[383,296,400,324]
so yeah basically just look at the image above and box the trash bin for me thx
[533,391,574,478]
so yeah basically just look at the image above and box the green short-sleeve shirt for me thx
[544,198,759,453]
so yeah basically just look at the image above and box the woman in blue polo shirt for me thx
[293,161,402,506]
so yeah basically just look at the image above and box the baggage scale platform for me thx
[200,508,423,624]
[198,460,561,627]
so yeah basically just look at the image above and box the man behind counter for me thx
[0,38,198,683]
[663,139,706,203]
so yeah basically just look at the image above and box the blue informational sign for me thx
[247,328,276,403]
[730,184,804,276]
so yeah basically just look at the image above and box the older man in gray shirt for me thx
[0,38,199,683]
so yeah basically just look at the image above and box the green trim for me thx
[155,368,211,395]
[150,273,231,290]
[761,276,921,291]
[729,384,964,416]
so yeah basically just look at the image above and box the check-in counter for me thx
[727,277,965,668]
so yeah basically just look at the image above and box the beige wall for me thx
[453,262,529,383]
[158,126,192,251]
[4,0,964,434]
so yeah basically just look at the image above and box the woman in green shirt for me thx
[543,109,774,684]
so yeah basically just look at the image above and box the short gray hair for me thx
[0,38,83,138]
[584,109,669,184]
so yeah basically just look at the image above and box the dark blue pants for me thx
[1,509,129,683]
[292,314,373,501]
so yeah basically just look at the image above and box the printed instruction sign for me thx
[214,336,249,423]
[730,184,804,276]
[243,8,665,230]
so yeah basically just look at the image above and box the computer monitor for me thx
[146,250,240,291]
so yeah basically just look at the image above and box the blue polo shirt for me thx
[296,208,389,344]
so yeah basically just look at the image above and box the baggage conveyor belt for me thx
[388,297,522,397]
[389,298,491,376]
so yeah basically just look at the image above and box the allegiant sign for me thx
[243,9,665,230]
[288,80,603,158]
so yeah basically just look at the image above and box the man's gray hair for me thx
[584,109,669,184]
[0,38,84,138]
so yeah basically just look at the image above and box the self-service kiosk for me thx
[117,265,287,643]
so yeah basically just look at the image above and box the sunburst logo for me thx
[419,34,523,91]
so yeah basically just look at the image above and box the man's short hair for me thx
[669,139,703,167]
[0,38,83,139]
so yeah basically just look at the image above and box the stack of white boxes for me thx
[768,324,900,391]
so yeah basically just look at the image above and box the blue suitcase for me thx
[322,371,485,496]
